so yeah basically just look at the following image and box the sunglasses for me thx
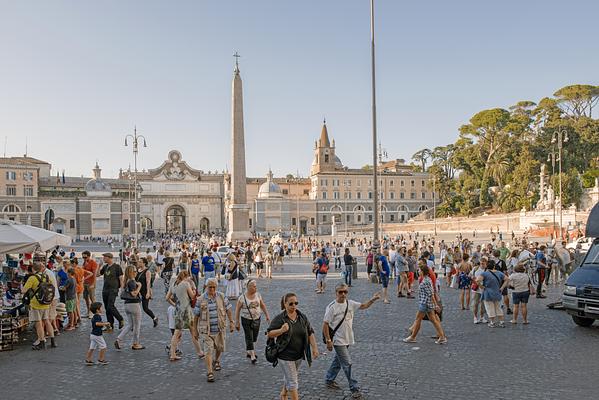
[287,302,299,306]
[337,290,348,294]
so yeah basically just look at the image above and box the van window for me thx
[584,243,599,265]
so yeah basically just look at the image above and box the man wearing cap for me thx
[99,253,124,332]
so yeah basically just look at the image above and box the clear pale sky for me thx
[1,1,597,179]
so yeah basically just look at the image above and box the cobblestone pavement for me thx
[3,258,598,400]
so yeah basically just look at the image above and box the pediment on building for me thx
[147,150,202,181]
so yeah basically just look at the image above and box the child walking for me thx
[86,302,110,365]
[64,268,77,331]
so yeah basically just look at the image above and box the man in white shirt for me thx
[322,283,380,398]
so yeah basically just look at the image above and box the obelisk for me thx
[227,53,251,242]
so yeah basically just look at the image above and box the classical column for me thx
[227,53,251,242]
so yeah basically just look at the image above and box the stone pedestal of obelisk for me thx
[227,58,251,242]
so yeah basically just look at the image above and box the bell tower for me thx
[310,120,338,175]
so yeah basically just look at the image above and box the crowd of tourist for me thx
[14,229,580,399]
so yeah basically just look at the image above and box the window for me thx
[346,215,350,222]
[249,218,252,228]
[322,191,327,200]
[411,180,415,187]
[292,217,297,225]
[410,192,416,199]
[368,179,372,186]
[324,154,329,163]
[323,215,327,222]
[368,214,373,222]
[6,185,16,196]
[357,192,362,199]
[303,189,310,195]
[346,192,352,199]
[421,180,425,186]
[333,191,339,199]
[390,192,395,200]
[311,217,315,225]
[400,192,405,199]
[380,192,384,200]
[282,189,289,195]
[23,172,34,181]
[421,192,426,199]
[368,192,373,199]
[5,171,16,180]
[390,180,394,187]
[390,214,395,222]
[123,219,129,228]
[400,180,404,187]
[357,215,362,223]
[24,186,34,197]
[3,204,20,213]
[69,219,75,229]
[346,179,351,186]
[357,180,361,187]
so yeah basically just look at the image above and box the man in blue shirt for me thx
[380,250,391,304]
[202,250,216,283]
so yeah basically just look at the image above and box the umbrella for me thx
[0,219,72,254]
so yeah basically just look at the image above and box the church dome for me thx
[85,163,112,197]
[258,170,283,199]
[334,155,343,168]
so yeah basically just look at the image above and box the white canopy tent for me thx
[0,219,72,254]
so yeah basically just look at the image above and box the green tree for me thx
[411,148,431,172]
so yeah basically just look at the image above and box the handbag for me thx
[265,315,292,367]
[322,301,348,344]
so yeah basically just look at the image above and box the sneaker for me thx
[326,381,342,390]
[85,360,95,366]
[98,360,109,365]
[434,337,448,345]
[498,322,506,328]
[481,318,488,324]
[473,317,480,324]
[402,337,417,343]
[488,322,497,328]
[153,318,158,328]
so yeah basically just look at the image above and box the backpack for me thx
[318,258,329,274]
[32,273,56,305]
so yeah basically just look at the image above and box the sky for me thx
[1,0,597,179]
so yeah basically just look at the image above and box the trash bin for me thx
[352,259,358,280]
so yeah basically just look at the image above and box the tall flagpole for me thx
[370,0,380,246]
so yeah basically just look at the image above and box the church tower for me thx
[310,120,341,175]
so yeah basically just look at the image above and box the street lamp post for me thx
[547,148,557,239]
[551,127,568,240]
[124,127,147,248]
[432,176,437,236]
[370,0,380,246]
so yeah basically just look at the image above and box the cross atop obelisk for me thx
[227,53,251,242]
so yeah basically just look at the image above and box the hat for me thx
[102,252,113,258]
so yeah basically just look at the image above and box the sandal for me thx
[207,372,215,382]
[198,353,206,359]
[213,361,222,371]
[169,356,182,361]
[132,345,146,350]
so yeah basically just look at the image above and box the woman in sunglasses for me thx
[267,293,319,400]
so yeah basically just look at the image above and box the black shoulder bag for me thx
[322,301,349,344]
[265,314,292,367]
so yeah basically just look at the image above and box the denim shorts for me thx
[279,359,302,391]
[418,303,433,313]
[512,290,530,305]
[380,274,389,288]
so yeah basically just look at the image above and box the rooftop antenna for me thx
[3,136,6,158]
[24,137,28,157]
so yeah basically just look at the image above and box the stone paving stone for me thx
[2,258,598,399]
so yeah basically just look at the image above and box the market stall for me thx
[0,220,71,351]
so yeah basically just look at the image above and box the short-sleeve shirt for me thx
[202,256,215,272]
[123,279,140,304]
[83,259,98,285]
[379,256,390,277]
[508,272,530,293]
[101,264,123,293]
[74,267,85,294]
[91,314,103,336]
[418,277,435,310]
[535,252,546,270]
[481,270,505,302]
[323,299,361,346]
[194,292,231,334]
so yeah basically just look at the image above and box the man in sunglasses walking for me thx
[322,283,380,399]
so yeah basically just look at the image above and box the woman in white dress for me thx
[225,253,242,300]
